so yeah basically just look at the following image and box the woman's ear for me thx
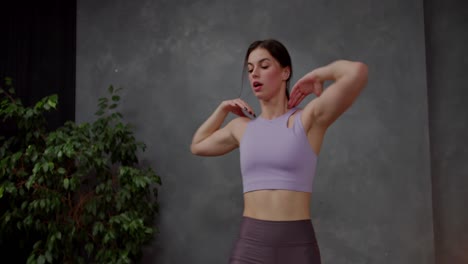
[282,68,290,80]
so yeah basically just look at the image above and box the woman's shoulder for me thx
[230,116,252,127]
[228,116,252,144]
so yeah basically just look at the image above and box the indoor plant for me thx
[0,77,161,263]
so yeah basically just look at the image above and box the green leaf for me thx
[33,163,41,175]
[92,222,102,236]
[108,85,114,94]
[25,109,34,118]
[47,97,57,109]
[42,162,49,173]
[38,255,45,264]
[85,243,94,256]
[112,95,120,102]
[26,175,36,189]
[45,251,52,263]
[0,186,4,199]
[27,254,35,264]
[5,182,17,194]
[8,88,15,94]
[88,200,97,216]
[103,232,110,244]
[63,178,69,190]
[109,104,118,109]
[35,101,44,109]
[57,167,66,174]
[33,241,43,250]
[23,215,33,226]
[5,77,13,86]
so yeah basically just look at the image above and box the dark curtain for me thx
[0,1,76,262]
[0,1,76,134]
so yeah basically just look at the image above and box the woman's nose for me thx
[251,67,260,78]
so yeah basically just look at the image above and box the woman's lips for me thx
[253,81,263,92]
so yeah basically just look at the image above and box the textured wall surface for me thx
[76,0,434,263]
[425,0,468,263]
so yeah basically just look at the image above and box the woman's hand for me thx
[287,71,324,109]
[220,98,256,118]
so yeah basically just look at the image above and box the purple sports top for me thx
[240,107,318,193]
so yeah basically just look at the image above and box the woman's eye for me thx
[261,65,269,69]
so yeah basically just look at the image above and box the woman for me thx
[190,39,368,264]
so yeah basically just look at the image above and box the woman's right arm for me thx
[190,99,254,156]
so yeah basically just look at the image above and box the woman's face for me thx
[247,48,289,100]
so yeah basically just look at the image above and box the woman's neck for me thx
[259,96,290,120]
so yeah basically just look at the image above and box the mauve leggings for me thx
[228,216,321,264]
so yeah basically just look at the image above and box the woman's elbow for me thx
[190,144,201,155]
[191,144,212,156]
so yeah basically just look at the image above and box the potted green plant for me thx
[0,77,161,264]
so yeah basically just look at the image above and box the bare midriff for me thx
[242,190,312,221]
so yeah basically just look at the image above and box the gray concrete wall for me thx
[425,0,468,263]
[76,0,435,263]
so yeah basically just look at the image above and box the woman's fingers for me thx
[231,98,256,117]
[288,89,301,108]
[288,84,301,108]
[295,93,306,107]
[287,92,296,108]
[314,81,324,96]
[288,77,323,108]
[237,99,256,116]
[290,79,303,96]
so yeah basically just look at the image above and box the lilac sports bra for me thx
[239,107,318,193]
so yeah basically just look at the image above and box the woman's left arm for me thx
[288,60,368,129]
